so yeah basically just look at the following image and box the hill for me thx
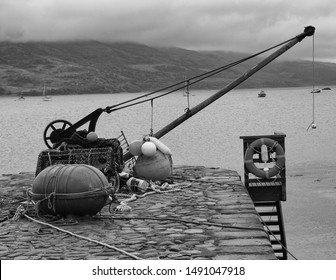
[0,41,335,96]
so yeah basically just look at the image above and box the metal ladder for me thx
[254,201,288,260]
[240,134,288,260]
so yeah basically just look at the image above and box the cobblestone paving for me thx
[0,166,276,260]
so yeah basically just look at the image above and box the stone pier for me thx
[0,165,276,260]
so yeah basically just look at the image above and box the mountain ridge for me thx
[0,41,335,96]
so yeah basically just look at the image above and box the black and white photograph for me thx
[1,0,336,277]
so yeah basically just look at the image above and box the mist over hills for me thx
[0,41,335,96]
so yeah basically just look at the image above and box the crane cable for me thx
[104,35,302,114]
[307,33,317,131]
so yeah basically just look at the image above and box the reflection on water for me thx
[1,87,336,259]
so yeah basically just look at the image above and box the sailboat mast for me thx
[123,26,315,161]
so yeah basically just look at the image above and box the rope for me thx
[171,175,238,185]
[19,211,142,260]
[185,79,191,111]
[11,180,277,260]
[110,181,268,232]
[96,215,268,233]
[114,182,193,212]
[258,214,298,260]
[150,99,154,136]
[244,141,283,182]
[249,141,278,154]
[104,35,300,114]
[12,204,270,260]
[307,33,317,131]
[46,175,57,213]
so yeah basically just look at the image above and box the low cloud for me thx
[0,0,335,62]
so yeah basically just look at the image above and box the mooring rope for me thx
[258,214,298,260]
[12,176,295,261]
[109,181,268,232]
[96,215,269,233]
[14,208,142,260]
[11,182,193,260]
[114,182,193,212]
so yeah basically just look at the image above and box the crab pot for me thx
[30,164,109,216]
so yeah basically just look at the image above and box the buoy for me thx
[141,141,157,157]
[148,136,172,155]
[134,150,172,181]
[244,138,285,179]
[29,164,109,216]
[129,140,143,156]
[86,131,98,142]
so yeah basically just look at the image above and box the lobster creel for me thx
[29,164,110,216]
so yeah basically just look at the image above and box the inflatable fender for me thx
[129,140,144,156]
[148,136,172,155]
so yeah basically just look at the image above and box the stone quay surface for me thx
[0,165,276,260]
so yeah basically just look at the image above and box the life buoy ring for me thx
[244,138,285,179]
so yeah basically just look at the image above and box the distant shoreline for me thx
[1,85,334,97]
[2,41,336,98]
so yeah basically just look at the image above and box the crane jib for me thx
[47,26,315,155]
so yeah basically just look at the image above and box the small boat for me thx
[258,90,266,97]
[311,88,321,93]
[322,87,331,90]
[42,84,52,101]
[18,93,25,101]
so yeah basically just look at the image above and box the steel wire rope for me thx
[307,33,317,130]
[258,214,298,260]
[104,35,299,114]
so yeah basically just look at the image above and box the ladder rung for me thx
[267,230,281,235]
[271,240,282,245]
[264,221,280,226]
[258,211,278,216]
[254,202,277,207]
[273,249,285,253]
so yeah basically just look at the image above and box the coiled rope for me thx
[114,182,192,212]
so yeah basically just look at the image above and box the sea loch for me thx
[1,86,336,259]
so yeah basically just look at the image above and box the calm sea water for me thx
[1,87,336,259]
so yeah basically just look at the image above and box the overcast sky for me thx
[1,0,335,62]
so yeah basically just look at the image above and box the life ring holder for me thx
[244,138,285,179]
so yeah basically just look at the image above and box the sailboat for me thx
[18,93,25,101]
[42,84,52,101]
